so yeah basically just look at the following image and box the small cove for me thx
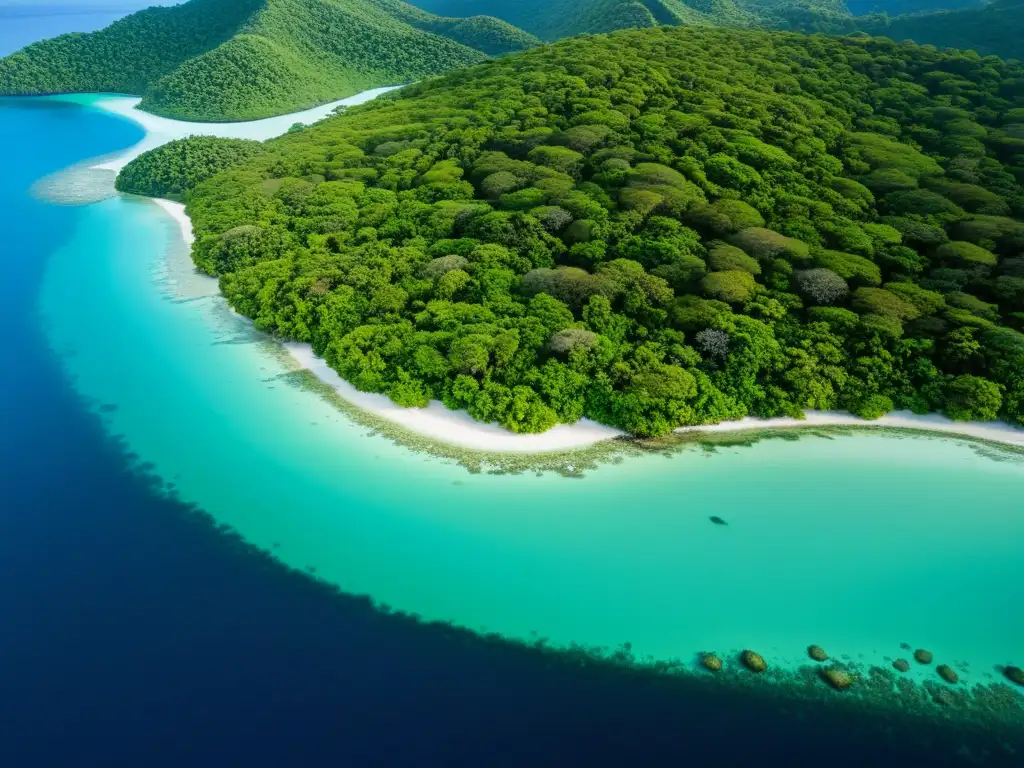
[14,93,1024,747]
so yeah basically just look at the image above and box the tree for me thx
[706,243,760,275]
[944,375,1003,421]
[701,270,758,305]
[695,328,729,359]
[794,269,848,306]
[728,228,810,263]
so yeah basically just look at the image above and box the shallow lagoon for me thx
[9,95,1019,748]
[35,119,1024,682]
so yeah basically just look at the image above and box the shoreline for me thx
[153,197,1024,454]
[65,90,1021,455]
[151,201,1024,456]
[62,87,403,172]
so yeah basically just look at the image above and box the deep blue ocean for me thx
[0,15,1020,768]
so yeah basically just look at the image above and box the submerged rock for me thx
[700,653,723,672]
[914,649,933,664]
[741,650,767,673]
[807,645,828,662]
[937,664,958,684]
[709,515,728,526]
[1004,666,1024,686]
[820,667,854,691]
[892,659,911,673]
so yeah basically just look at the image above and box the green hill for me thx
[408,0,850,40]
[845,0,981,13]
[122,27,1024,436]
[0,0,538,121]
[857,0,1024,61]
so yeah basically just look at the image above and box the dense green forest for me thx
[845,0,980,14]
[0,0,537,121]
[856,0,1024,62]
[410,0,851,40]
[5,0,1021,125]
[116,137,267,200]
[120,27,1024,436]
[408,0,1022,60]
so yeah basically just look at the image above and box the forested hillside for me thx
[122,27,1024,436]
[410,0,850,40]
[857,0,1024,62]
[407,0,1022,62]
[116,137,267,200]
[845,0,980,14]
[0,0,538,121]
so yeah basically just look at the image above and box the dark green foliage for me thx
[945,374,1003,421]
[851,393,894,420]
[0,0,538,121]
[707,243,761,275]
[116,137,265,200]
[856,0,1024,63]
[813,249,883,286]
[701,270,759,304]
[120,26,1024,434]
[410,0,852,42]
[935,241,998,268]
[729,228,810,264]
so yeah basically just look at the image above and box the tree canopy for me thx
[116,137,266,200]
[119,26,1024,435]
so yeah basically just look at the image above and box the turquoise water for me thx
[33,99,1024,705]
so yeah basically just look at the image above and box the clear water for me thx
[30,98,1024,698]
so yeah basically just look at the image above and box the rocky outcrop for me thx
[807,645,828,662]
[700,653,723,672]
[741,650,767,673]
[820,668,854,691]
[1004,666,1024,686]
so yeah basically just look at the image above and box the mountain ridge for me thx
[0,0,538,121]
[857,0,1024,62]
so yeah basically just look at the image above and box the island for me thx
[109,26,1024,440]
[0,0,537,122]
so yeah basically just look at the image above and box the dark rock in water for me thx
[1004,666,1024,686]
[892,659,911,673]
[914,648,933,664]
[820,667,854,691]
[807,645,828,662]
[741,650,767,673]
[709,515,728,525]
[937,664,958,684]
[700,653,723,672]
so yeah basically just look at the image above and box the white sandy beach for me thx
[153,203,1024,452]
[82,87,402,172]
[85,93,1024,454]
[676,410,1024,447]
